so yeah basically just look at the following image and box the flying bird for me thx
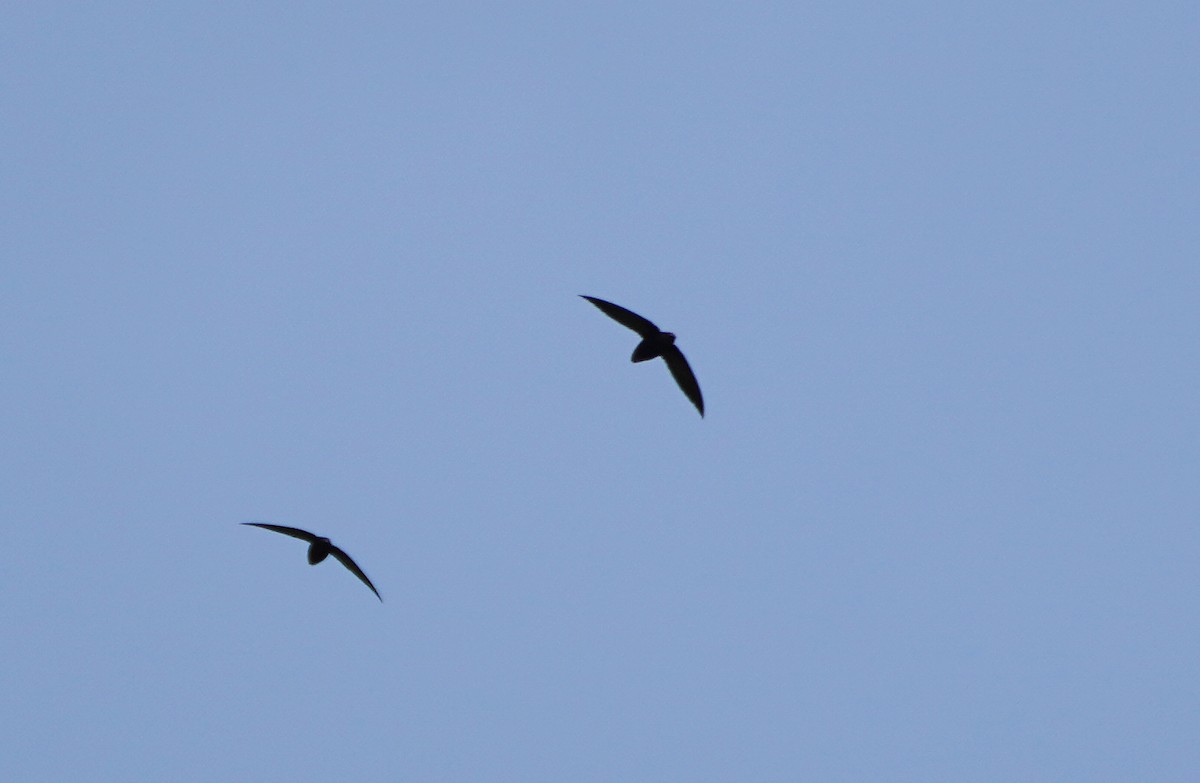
[580,295,704,416]
[241,522,382,601]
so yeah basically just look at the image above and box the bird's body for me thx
[242,522,382,601]
[580,295,704,416]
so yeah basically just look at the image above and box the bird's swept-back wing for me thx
[663,347,705,417]
[242,522,319,543]
[330,547,383,601]
[580,295,659,337]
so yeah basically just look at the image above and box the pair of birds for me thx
[244,295,704,601]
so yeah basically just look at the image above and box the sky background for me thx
[3,3,1198,781]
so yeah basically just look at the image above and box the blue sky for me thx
[3,3,1197,780]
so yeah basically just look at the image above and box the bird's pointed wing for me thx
[580,295,660,337]
[330,546,383,602]
[663,347,704,417]
[242,522,320,543]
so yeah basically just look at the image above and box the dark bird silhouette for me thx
[580,295,704,416]
[241,522,382,601]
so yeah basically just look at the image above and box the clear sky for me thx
[3,3,1197,781]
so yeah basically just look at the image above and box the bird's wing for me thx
[330,547,383,602]
[242,522,319,542]
[580,295,659,337]
[663,347,705,417]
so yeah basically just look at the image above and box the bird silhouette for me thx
[241,522,382,601]
[580,295,704,416]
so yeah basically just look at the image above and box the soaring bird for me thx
[241,523,382,601]
[580,295,704,417]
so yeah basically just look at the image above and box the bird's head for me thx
[307,538,333,565]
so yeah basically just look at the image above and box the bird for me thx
[241,522,382,601]
[580,295,704,416]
